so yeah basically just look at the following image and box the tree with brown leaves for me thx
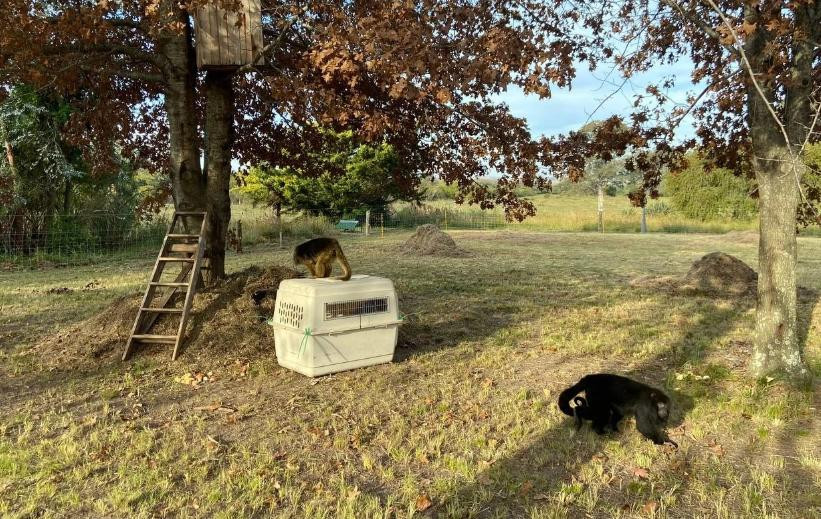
[539,0,819,379]
[0,0,577,279]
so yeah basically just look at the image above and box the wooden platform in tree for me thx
[122,211,208,361]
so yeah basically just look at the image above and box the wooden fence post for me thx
[641,205,647,234]
[597,186,604,233]
[237,221,243,253]
[365,210,370,236]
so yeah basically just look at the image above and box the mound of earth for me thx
[631,252,757,296]
[682,252,757,294]
[400,224,468,257]
[34,265,300,367]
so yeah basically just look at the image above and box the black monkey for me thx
[558,374,678,447]
[251,289,269,306]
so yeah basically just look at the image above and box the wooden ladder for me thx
[123,211,208,361]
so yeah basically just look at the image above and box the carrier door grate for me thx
[278,301,304,327]
[324,297,388,320]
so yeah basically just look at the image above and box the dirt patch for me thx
[33,265,300,367]
[631,252,757,296]
[400,224,468,257]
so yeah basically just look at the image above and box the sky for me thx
[492,57,700,141]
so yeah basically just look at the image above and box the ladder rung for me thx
[167,234,200,239]
[176,211,207,216]
[158,257,195,262]
[140,307,184,313]
[168,244,199,253]
[131,334,177,343]
[149,282,190,287]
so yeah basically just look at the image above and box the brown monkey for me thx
[293,237,352,281]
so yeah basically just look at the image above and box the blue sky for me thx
[493,58,699,140]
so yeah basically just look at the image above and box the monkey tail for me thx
[558,377,589,416]
[333,243,352,281]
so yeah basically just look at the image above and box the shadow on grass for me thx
[422,297,742,517]
[425,287,819,517]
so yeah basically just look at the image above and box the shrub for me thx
[664,157,757,221]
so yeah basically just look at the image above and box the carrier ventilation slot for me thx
[324,297,388,320]
[278,301,304,327]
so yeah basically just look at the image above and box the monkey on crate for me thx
[558,373,678,447]
[293,237,352,281]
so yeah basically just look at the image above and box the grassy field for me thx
[400,194,821,236]
[1,231,819,518]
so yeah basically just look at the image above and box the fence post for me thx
[277,210,283,249]
[380,213,384,238]
[365,210,370,236]
[641,205,647,234]
[237,221,243,253]
[597,186,604,233]
[444,209,448,231]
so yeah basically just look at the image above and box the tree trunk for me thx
[743,3,812,380]
[63,178,71,214]
[159,5,206,215]
[203,70,235,281]
[751,150,807,379]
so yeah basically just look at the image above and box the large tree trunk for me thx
[158,4,206,214]
[203,70,235,281]
[744,4,812,380]
[751,150,806,379]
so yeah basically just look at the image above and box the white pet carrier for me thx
[269,275,403,377]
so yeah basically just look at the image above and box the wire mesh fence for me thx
[0,212,170,268]
[0,206,511,269]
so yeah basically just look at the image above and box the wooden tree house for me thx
[194,0,265,69]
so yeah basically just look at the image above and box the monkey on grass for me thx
[558,373,678,447]
[293,237,352,281]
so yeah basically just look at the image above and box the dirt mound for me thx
[631,252,757,296]
[400,224,468,257]
[682,252,757,294]
[34,265,300,367]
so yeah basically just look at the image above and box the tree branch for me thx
[703,0,791,149]
[45,43,163,68]
[669,69,740,131]
[238,13,302,74]
[660,0,739,56]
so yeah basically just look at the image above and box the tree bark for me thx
[158,4,206,215]
[751,150,806,379]
[744,3,812,380]
[63,178,71,214]
[203,70,235,281]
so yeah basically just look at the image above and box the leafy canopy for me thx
[237,130,419,217]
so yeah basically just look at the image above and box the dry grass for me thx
[1,231,819,518]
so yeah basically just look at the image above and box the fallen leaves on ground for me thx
[415,494,433,511]
[632,467,650,480]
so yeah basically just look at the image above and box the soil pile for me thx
[400,224,468,257]
[34,265,300,366]
[681,252,757,294]
[631,252,757,296]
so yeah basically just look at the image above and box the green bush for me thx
[664,157,757,221]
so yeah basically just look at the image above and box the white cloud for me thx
[493,58,703,141]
